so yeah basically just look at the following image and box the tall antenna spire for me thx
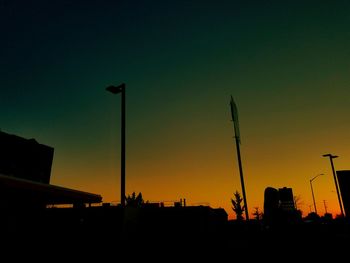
[230,96,249,220]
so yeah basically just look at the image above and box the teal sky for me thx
[2,1,350,217]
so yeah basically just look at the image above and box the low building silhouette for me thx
[0,132,102,233]
[0,130,228,243]
[0,131,101,210]
[0,131,54,183]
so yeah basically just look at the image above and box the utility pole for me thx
[230,96,249,220]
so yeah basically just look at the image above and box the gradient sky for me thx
[1,0,350,219]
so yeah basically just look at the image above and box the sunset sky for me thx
[2,0,350,219]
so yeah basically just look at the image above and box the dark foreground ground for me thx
[2,208,350,261]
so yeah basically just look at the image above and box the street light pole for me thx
[322,154,344,217]
[309,173,323,215]
[106,83,126,207]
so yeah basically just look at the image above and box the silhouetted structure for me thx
[230,96,249,220]
[0,131,54,183]
[263,186,300,226]
[106,83,126,207]
[0,173,102,208]
[0,131,104,245]
[336,170,350,217]
[309,173,323,215]
[264,187,279,224]
[278,187,295,211]
[323,154,344,217]
[0,131,102,209]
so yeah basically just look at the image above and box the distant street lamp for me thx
[309,173,323,215]
[106,83,126,207]
[322,154,344,217]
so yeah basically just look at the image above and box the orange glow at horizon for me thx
[50,116,349,220]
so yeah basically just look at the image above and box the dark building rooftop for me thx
[0,173,102,207]
[0,131,54,183]
[0,131,102,208]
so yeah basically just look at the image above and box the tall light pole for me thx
[309,173,323,215]
[106,83,126,207]
[230,96,249,220]
[322,154,344,217]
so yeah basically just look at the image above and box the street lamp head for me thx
[106,83,125,94]
[322,154,338,159]
[310,173,324,182]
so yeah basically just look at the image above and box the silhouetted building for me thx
[264,187,280,224]
[336,170,350,217]
[0,173,102,208]
[143,202,160,208]
[0,131,103,239]
[278,187,295,211]
[0,131,54,183]
[0,131,102,209]
[263,186,300,225]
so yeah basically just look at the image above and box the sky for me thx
[1,0,350,219]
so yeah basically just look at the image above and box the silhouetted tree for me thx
[293,195,303,210]
[335,213,344,219]
[322,213,333,222]
[253,207,263,221]
[231,191,245,221]
[126,192,144,208]
[293,195,304,217]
